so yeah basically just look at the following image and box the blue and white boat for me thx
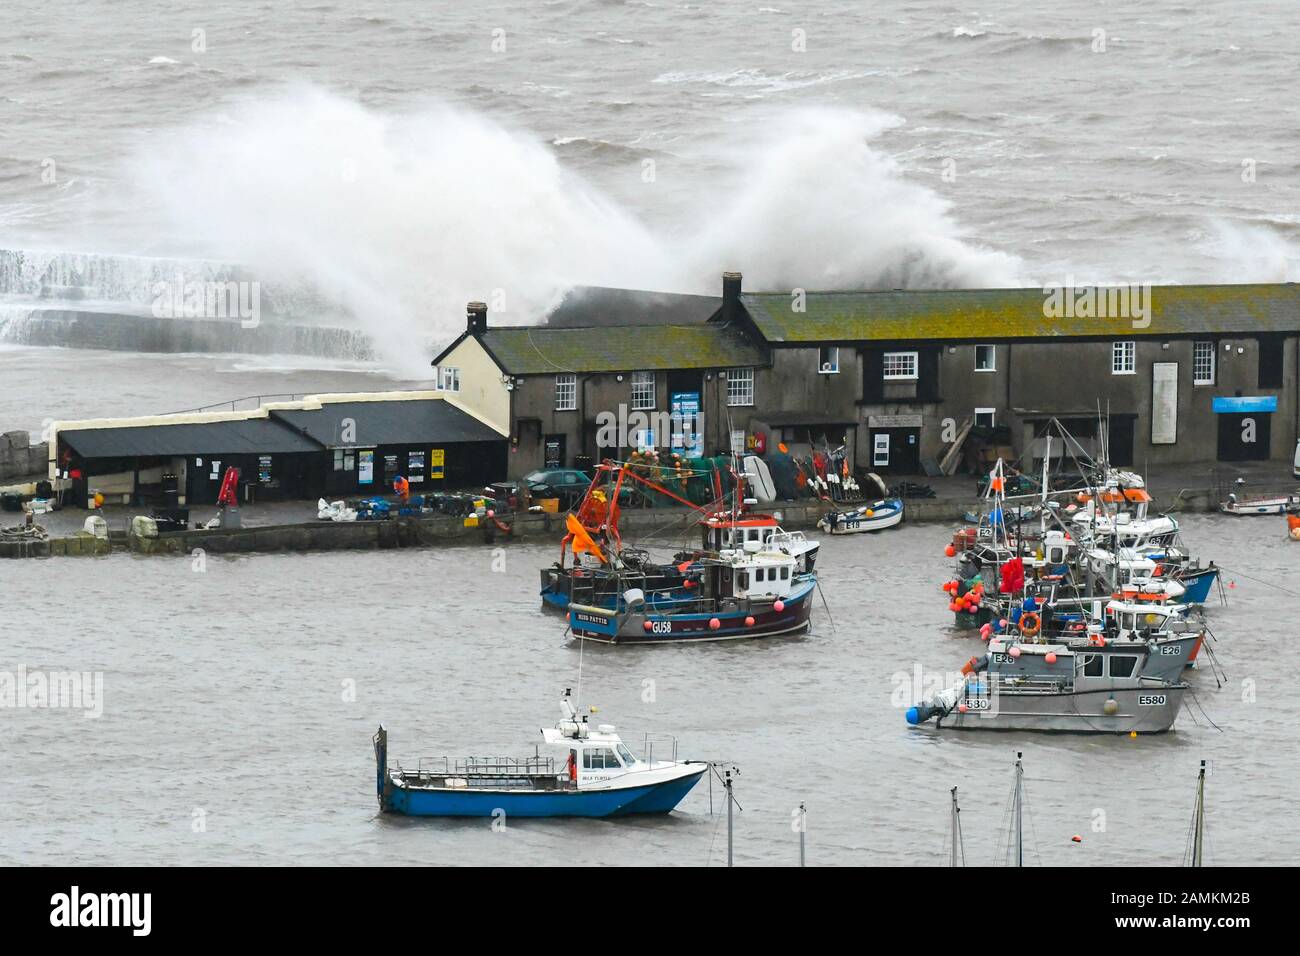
[816,497,904,534]
[567,544,815,643]
[373,693,707,818]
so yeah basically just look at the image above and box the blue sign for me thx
[1212,396,1277,413]
[670,391,703,457]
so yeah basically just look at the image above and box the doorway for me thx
[1217,412,1271,461]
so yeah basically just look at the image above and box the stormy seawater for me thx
[2,515,1296,866]
[2,0,1300,409]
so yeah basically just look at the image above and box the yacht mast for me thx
[1192,759,1206,867]
[1013,751,1024,867]
[950,786,964,867]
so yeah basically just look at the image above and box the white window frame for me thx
[1111,341,1136,375]
[726,368,754,407]
[555,373,577,411]
[1192,341,1215,385]
[975,407,996,428]
[435,365,460,392]
[974,344,996,372]
[630,370,655,410]
[818,346,839,374]
[883,351,918,380]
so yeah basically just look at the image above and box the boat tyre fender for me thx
[1019,611,1042,637]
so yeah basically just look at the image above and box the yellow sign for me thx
[430,448,445,480]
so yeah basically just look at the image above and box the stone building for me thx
[434,275,1300,478]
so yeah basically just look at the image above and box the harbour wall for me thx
[2,489,1232,560]
[0,431,46,481]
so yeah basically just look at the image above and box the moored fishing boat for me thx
[906,644,1187,733]
[373,691,706,817]
[1219,491,1300,515]
[568,542,815,643]
[816,496,904,534]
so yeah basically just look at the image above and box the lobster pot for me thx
[953,605,995,630]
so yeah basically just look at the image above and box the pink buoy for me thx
[999,619,1009,629]
[744,616,756,627]
[643,620,653,632]
[773,600,785,613]
[1045,652,1058,664]
[709,617,721,630]
[958,703,969,714]
[1009,645,1022,658]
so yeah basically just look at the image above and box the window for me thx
[332,449,355,472]
[1111,341,1136,375]
[630,370,655,410]
[1082,654,1104,677]
[1109,656,1138,679]
[975,407,996,428]
[583,747,620,770]
[818,347,839,374]
[1259,334,1284,389]
[780,566,790,580]
[435,365,460,392]
[975,345,996,372]
[726,368,754,406]
[1192,341,1215,385]
[882,351,918,380]
[555,373,577,411]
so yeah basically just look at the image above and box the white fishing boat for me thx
[1219,491,1299,515]
[816,496,904,534]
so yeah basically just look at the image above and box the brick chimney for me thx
[721,272,742,325]
[466,301,487,334]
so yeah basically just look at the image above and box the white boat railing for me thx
[641,732,678,765]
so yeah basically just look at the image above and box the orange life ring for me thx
[1019,611,1042,637]
[1088,633,1107,647]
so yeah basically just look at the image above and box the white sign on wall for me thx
[1151,362,1178,445]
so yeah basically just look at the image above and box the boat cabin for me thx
[722,546,799,600]
[700,513,818,571]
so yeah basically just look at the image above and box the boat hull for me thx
[1177,567,1219,604]
[818,498,904,534]
[569,579,816,644]
[385,768,707,817]
[935,683,1186,734]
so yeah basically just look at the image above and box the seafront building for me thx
[29,274,1300,505]
[434,274,1300,479]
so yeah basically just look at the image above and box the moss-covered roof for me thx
[740,284,1300,343]
[478,324,768,374]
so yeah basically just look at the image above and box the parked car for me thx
[487,469,634,511]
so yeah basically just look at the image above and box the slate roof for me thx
[739,284,1300,344]
[60,418,323,458]
[270,399,505,447]
[475,324,768,374]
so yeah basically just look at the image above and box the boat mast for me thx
[1013,751,1024,867]
[950,786,964,867]
[1192,759,1206,867]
